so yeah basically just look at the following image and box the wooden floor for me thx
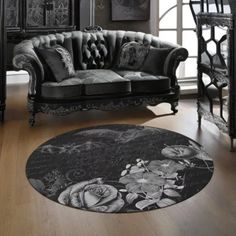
[0,84,236,236]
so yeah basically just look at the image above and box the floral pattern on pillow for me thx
[55,45,75,77]
[118,42,150,70]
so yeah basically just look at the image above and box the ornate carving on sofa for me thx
[13,30,188,126]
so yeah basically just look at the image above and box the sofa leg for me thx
[198,113,202,128]
[171,102,178,114]
[230,137,235,152]
[29,112,36,127]
[0,110,4,123]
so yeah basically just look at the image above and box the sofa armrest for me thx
[164,47,189,87]
[13,40,44,97]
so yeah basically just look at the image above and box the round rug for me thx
[26,124,214,213]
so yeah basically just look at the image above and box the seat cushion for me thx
[75,69,131,96]
[115,71,171,94]
[41,78,83,100]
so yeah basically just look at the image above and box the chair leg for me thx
[198,113,202,128]
[171,101,178,114]
[29,112,36,127]
[230,137,235,152]
[28,98,37,127]
[0,110,4,123]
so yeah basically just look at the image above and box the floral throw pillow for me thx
[118,42,150,70]
[36,45,75,83]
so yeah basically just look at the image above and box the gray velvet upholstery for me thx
[42,69,172,100]
[75,70,131,96]
[42,70,131,99]
[115,71,171,94]
[142,47,173,75]
[42,78,83,99]
[163,47,189,86]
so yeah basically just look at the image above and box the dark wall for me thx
[95,0,157,34]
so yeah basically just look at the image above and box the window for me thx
[157,0,197,81]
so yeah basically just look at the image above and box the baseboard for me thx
[180,85,197,95]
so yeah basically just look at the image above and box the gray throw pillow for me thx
[118,42,150,70]
[142,47,173,75]
[36,45,75,83]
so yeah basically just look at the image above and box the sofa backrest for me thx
[21,30,177,82]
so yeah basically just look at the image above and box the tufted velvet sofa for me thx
[13,30,188,126]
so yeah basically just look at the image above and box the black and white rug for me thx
[26,124,214,213]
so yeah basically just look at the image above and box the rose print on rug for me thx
[26,124,214,213]
[58,178,124,213]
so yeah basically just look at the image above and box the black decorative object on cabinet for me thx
[0,0,6,122]
[190,0,236,151]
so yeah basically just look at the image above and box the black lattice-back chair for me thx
[189,0,236,151]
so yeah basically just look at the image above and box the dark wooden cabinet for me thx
[6,0,76,70]
[6,0,75,33]
[0,0,6,122]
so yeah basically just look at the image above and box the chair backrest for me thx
[190,0,230,20]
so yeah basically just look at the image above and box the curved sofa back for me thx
[17,30,176,70]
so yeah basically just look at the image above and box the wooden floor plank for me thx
[0,84,235,236]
